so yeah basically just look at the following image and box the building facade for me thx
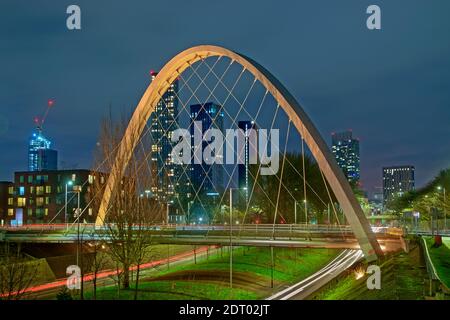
[0,181,13,226]
[4,170,103,226]
[189,102,224,222]
[149,71,188,224]
[28,129,58,171]
[331,130,360,184]
[382,165,415,206]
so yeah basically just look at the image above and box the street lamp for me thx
[437,186,447,231]
[294,200,297,225]
[65,181,73,230]
[303,199,308,225]
[166,203,170,225]
[72,185,82,267]
[187,201,192,225]
[228,187,240,290]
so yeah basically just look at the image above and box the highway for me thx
[267,249,363,300]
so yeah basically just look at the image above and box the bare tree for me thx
[91,112,164,294]
[84,242,109,300]
[0,256,36,300]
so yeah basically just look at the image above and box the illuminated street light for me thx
[65,180,74,230]
[437,186,447,231]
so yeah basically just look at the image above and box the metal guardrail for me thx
[421,236,440,281]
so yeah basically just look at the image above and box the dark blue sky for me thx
[1,0,449,194]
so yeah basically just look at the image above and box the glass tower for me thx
[149,71,180,205]
[189,102,224,221]
[28,129,58,171]
[331,130,360,184]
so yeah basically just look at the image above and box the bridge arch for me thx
[95,45,383,262]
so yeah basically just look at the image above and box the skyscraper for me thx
[238,120,257,206]
[331,130,360,184]
[28,129,58,171]
[150,71,179,204]
[382,165,415,206]
[189,102,224,220]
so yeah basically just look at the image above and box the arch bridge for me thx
[95,45,383,262]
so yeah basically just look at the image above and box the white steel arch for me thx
[95,45,383,262]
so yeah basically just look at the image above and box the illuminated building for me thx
[149,71,179,204]
[4,170,104,226]
[0,181,13,226]
[331,130,360,184]
[189,102,224,222]
[382,166,415,206]
[28,130,58,171]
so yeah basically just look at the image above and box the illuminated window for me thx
[28,208,33,216]
[19,186,25,196]
[72,174,76,181]
[36,186,44,195]
[44,208,48,216]
[45,197,50,205]
[88,175,94,184]
[8,208,14,216]
[30,186,34,194]
[88,208,93,216]
[28,175,33,183]
[19,176,24,183]
[36,197,44,206]
[8,186,13,194]
[7,198,13,205]
[45,186,52,194]
[17,197,26,207]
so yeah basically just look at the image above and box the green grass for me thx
[425,237,450,288]
[85,280,257,300]
[85,247,340,300]
[156,247,338,283]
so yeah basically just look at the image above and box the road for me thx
[267,249,363,300]
[5,245,217,300]
[0,224,403,253]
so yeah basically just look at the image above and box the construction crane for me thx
[33,99,55,133]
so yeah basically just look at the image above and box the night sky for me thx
[1,0,449,195]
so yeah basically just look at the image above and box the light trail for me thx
[1,245,215,298]
[267,249,363,300]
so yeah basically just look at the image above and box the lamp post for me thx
[437,186,446,232]
[303,199,308,225]
[166,203,170,225]
[72,185,82,267]
[71,185,82,299]
[187,201,191,225]
[294,200,297,225]
[65,181,73,230]
[229,188,240,290]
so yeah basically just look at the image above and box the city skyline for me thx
[0,2,449,304]
[1,1,450,194]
